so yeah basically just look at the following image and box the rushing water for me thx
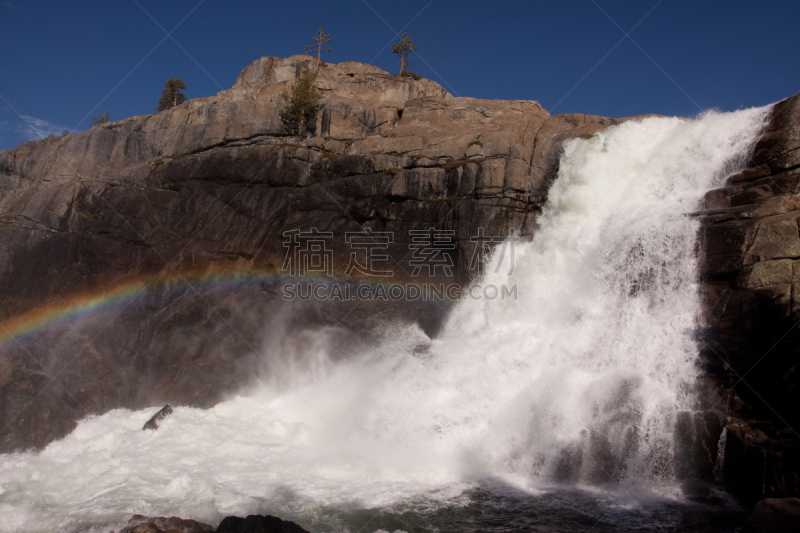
[0,107,769,532]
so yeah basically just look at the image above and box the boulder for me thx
[142,404,173,430]
[121,515,214,533]
[743,498,800,533]
[216,515,309,533]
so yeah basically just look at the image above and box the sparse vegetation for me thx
[400,70,421,80]
[384,167,399,175]
[392,33,417,75]
[306,27,332,73]
[157,78,187,112]
[91,111,110,125]
[280,67,319,136]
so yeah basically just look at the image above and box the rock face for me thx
[0,55,639,453]
[696,94,800,503]
[1,54,797,506]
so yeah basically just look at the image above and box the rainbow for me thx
[0,269,459,348]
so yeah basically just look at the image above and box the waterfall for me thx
[0,107,769,532]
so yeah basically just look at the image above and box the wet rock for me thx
[717,420,800,505]
[735,259,794,289]
[121,515,214,533]
[143,404,173,430]
[215,515,309,533]
[697,92,800,503]
[742,216,800,264]
[674,410,726,493]
[743,498,800,533]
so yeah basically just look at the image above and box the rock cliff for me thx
[696,93,800,503]
[1,55,797,506]
[0,55,635,453]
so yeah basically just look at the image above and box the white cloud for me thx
[19,115,69,141]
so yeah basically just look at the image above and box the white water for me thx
[0,108,768,532]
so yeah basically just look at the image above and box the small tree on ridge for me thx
[91,111,109,125]
[157,78,187,112]
[392,33,417,76]
[306,27,331,73]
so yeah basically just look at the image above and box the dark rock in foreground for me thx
[216,514,309,533]
[120,515,214,533]
[742,497,800,532]
[117,513,309,533]
[142,404,173,430]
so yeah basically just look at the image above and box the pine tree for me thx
[157,78,187,112]
[305,27,332,73]
[392,33,417,75]
[280,67,319,136]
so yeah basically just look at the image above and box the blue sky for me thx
[1,0,799,149]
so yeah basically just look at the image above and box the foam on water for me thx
[0,107,769,532]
